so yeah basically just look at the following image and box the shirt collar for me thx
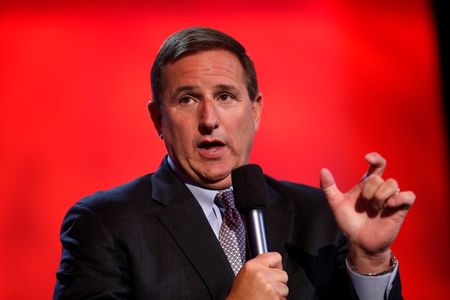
[185,183,218,217]
[166,155,232,216]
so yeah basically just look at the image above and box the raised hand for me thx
[320,152,415,273]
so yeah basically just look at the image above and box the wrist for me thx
[347,250,397,276]
[347,245,391,273]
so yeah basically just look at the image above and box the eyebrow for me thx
[214,84,240,95]
[172,84,241,98]
[173,85,199,97]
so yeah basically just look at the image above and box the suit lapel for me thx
[152,160,234,300]
[149,160,295,297]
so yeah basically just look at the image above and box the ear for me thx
[252,93,263,130]
[148,101,162,137]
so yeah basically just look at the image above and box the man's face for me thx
[150,49,262,189]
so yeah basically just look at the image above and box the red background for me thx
[0,1,448,298]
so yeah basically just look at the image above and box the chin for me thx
[206,180,232,190]
[204,172,230,183]
[201,172,232,189]
[194,159,242,188]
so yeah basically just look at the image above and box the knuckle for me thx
[280,285,289,298]
[365,173,377,181]
[273,252,282,261]
[281,270,288,282]
[362,182,377,198]
[365,174,383,185]
[406,191,416,203]
[361,188,371,199]
[373,192,384,203]
[262,282,272,294]
[242,260,255,272]
[255,270,266,282]
[374,175,384,183]
[386,178,398,187]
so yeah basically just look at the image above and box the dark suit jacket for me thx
[54,159,402,299]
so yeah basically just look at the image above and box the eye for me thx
[179,95,195,106]
[217,93,233,102]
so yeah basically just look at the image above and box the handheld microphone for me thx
[232,164,269,258]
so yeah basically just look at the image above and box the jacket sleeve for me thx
[53,203,132,299]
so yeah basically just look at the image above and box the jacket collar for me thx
[151,158,294,296]
[151,158,235,299]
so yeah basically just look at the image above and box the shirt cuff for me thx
[346,259,399,300]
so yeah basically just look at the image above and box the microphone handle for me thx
[245,209,268,258]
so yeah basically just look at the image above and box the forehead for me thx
[161,50,246,92]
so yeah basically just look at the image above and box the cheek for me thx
[164,116,196,147]
[230,114,256,149]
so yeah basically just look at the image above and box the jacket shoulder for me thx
[265,176,327,208]
[73,173,155,216]
[264,176,340,238]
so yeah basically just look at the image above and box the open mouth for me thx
[198,140,225,149]
[197,140,226,158]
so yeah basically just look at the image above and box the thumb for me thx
[320,168,342,208]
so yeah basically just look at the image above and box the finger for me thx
[362,152,387,179]
[320,168,336,190]
[274,282,289,297]
[270,269,289,284]
[386,191,416,208]
[361,174,384,204]
[320,168,343,207]
[373,178,399,209]
[257,252,283,269]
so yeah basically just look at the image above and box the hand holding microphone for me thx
[228,252,289,300]
[227,165,289,300]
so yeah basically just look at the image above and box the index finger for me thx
[256,252,283,269]
[362,152,387,179]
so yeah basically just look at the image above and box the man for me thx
[54,27,415,299]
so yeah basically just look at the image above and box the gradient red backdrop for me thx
[1,0,448,299]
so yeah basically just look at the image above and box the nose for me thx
[198,98,219,134]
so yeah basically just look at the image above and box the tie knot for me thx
[215,188,236,211]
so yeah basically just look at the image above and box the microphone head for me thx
[231,164,269,212]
